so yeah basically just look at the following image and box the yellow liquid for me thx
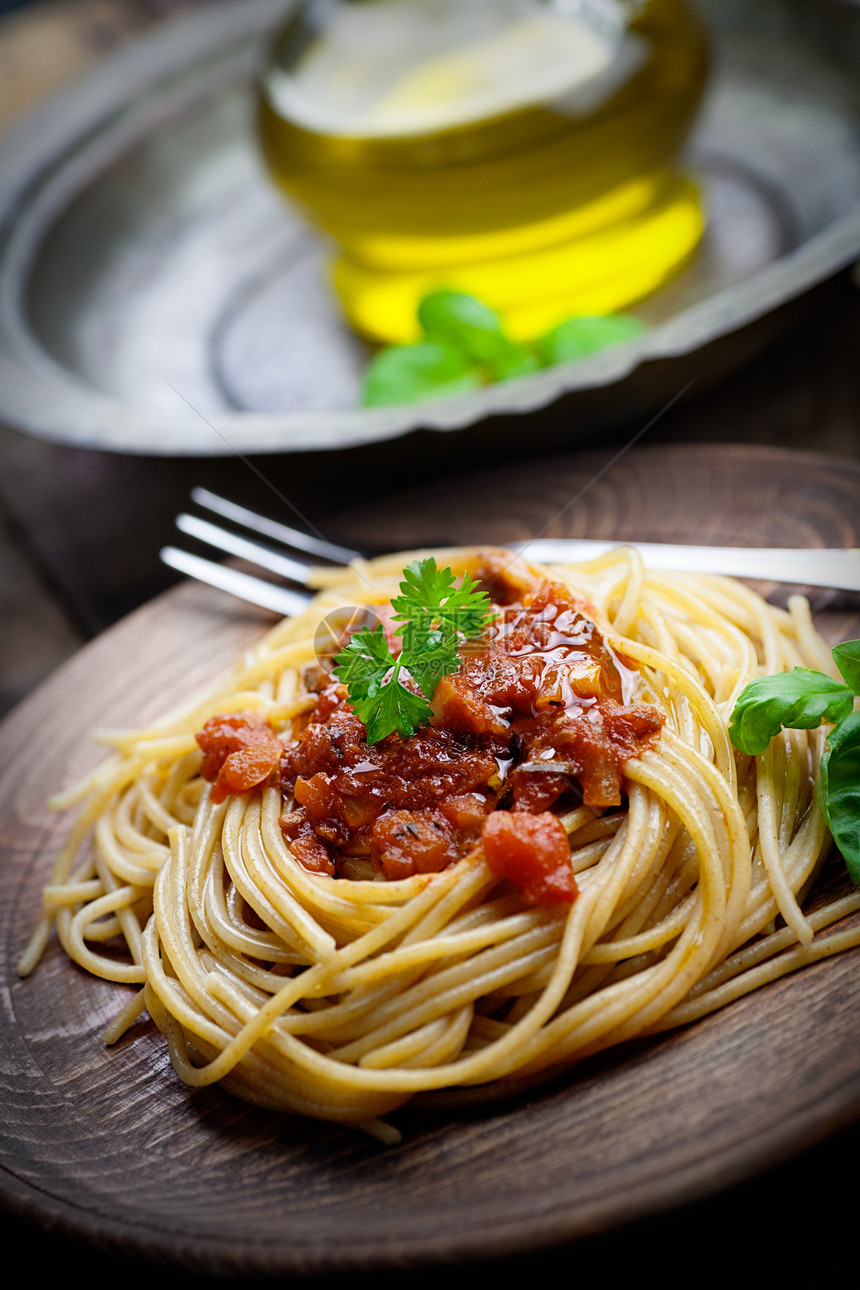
[258,0,709,344]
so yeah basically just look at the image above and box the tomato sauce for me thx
[195,558,662,902]
[276,559,663,900]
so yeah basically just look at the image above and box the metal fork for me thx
[160,487,860,615]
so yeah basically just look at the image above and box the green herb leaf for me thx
[534,313,646,366]
[818,710,860,883]
[391,556,458,621]
[356,674,433,743]
[391,556,495,639]
[399,626,461,701]
[359,291,649,407]
[333,558,497,743]
[333,624,433,741]
[728,668,854,756]
[833,639,860,694]
[332,624,396,708]
[417,290,532,379]
[728,643,860,885]
[361,339,482,407]
[491,347,541,380]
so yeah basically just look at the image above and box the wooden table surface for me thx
[1,2,859,1287]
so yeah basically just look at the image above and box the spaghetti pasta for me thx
[18,546,860,1143]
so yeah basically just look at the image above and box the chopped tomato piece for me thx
[279,813,336,876]
[430,672,508,737]
[481,811,577,906]
[195,712,284,804]
[371,809,458,880]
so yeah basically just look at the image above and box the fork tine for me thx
[160,547,312,617]
[176,513,315,586]
[191,488,360,564]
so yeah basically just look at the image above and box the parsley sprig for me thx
[333,558,496,744]
[729,641,860,881]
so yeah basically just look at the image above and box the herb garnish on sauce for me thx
[333,557,497,744]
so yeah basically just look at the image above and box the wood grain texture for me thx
[0,444,858,1282]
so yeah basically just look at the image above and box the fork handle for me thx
[518,541,860,592]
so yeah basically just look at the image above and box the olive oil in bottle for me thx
[257,0,709,344]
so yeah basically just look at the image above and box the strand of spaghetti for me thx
[189,829,306,968]
[41,879,103,907]
[658,729,752,963]
[605,633,735,787]
[535,796,659,1003]
[229,796,340,958]
[667,891,860,1016]
[755,742,815,946]
[600,545,645,638]
[652,916,860,1029]
[94,808,164,888]
[64,885,148,983]
[505,753,732,1062]
[788,594,841,676]
[155,876,597,1094]
[103,985,149,1044]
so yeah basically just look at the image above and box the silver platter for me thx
[1,0,859,456]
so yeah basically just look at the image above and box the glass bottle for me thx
[257,0,709,344]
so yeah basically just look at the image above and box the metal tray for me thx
[0,0,859,456]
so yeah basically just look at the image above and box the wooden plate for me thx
[1,444,859,1281]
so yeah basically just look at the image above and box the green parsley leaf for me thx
[333,558,497,744]
[334,623,434,741]
[333,624,395,698]
[391,556,458,622]
[356,675,433,744]
[728,668,854,756]
[391,556,495,639]
[818,710,860,883]
[361,339,482,407]
[399,625,461,700]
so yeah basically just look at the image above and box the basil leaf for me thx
[417,290,534,380]
[833,640,860,694]
[491,347,541,380]
[818,710,860,883]
[534,313,646,366]
[729,668,854,756]
[361,340,481,407]
[417,290,503,357]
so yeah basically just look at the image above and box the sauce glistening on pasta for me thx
[199,563,663,900]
